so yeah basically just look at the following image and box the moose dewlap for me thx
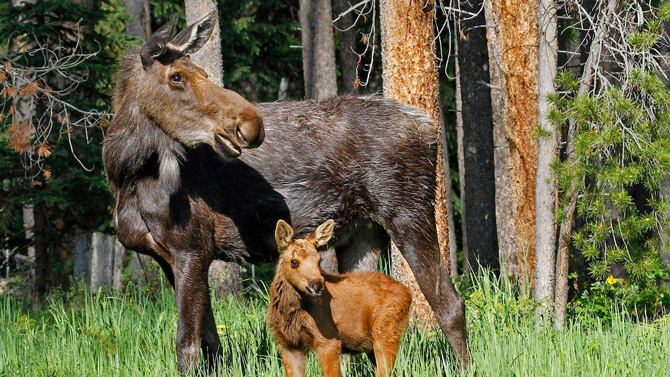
[266,219,411,377]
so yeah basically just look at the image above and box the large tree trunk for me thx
[333,0,358,93]
[185,0,242,296]
[455,0,498,276]
[299,0,338,100]
[534,0,559,318]
[484,0,539,291]
[125,0,151,40]
[380,0,450,323]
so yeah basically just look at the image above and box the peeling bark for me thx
[380,0,449,323]
[484,0,539,290]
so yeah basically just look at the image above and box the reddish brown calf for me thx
[266,220,411,377]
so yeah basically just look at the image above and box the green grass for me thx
[1,272,669,377]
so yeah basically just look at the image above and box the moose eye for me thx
[170,73,183,85]
[290,259,299,268]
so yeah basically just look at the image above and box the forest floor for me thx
[1,270,669,377]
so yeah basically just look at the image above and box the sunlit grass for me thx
[1,271,668,376]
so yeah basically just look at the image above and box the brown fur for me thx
[267,220,411,377]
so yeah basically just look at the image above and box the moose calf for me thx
[266,219,411,377]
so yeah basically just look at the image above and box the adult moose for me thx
[103,13,469,374]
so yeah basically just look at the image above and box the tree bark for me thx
[380,0,449,323]
[484,0,539,291]
[30,203,49,301]
[534,0,559,318]
[299,0,338,100]
[333,0,358,93]
[439,105,458,277]
[125,0,151,40]
[185,0,243,296]
[185,0,224,87]
[455,0,498,276]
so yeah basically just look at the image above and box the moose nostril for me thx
[236,127,249,147]
[309,279,324,292]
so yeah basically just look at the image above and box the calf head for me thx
[136,12,264,158]
[274,220,335,297]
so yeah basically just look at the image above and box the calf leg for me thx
[370,304,409,377]
[173,253,211,374]
[385,223,470,367]
[279,346,306,377]
[315,340,342,377]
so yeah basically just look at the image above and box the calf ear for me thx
[140,15,178,68]
[167,11,217,55]
[308,220,335,247]
[275,220,294,250]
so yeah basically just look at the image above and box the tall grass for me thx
[1,271,668,376]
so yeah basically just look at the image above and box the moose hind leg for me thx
[385,223,470,367]
[336,222,390,273]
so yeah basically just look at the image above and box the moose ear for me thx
[167,11,217,55]
[307,220,335,248]
[140,15,178,68]
[275,220,294,250]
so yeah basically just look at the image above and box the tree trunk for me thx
[534,0,559,318]
[455,0,498,276]
[439,105,458,277]
[380,0,449,323]
[299,0,338,100]
[30,203,49,301]
[125,0,151,40]
[333,0,358,93]
[185,0,224,87]
[484,0,539,291]
[185,0,242,296]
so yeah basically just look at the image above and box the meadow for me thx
[1,271,669,377]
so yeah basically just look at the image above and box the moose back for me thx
[102,12,469,374]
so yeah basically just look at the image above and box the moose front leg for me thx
[173,253,214,374]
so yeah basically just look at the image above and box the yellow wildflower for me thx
[606,275,616,285]
[217,324,227,329]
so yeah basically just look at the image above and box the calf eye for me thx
[291,259,299,268]
[170,73,183,85]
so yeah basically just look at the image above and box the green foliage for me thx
[217,0,303,102]
[552,5,670,318]
[570,273,670,326]
[0,1,137,275]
